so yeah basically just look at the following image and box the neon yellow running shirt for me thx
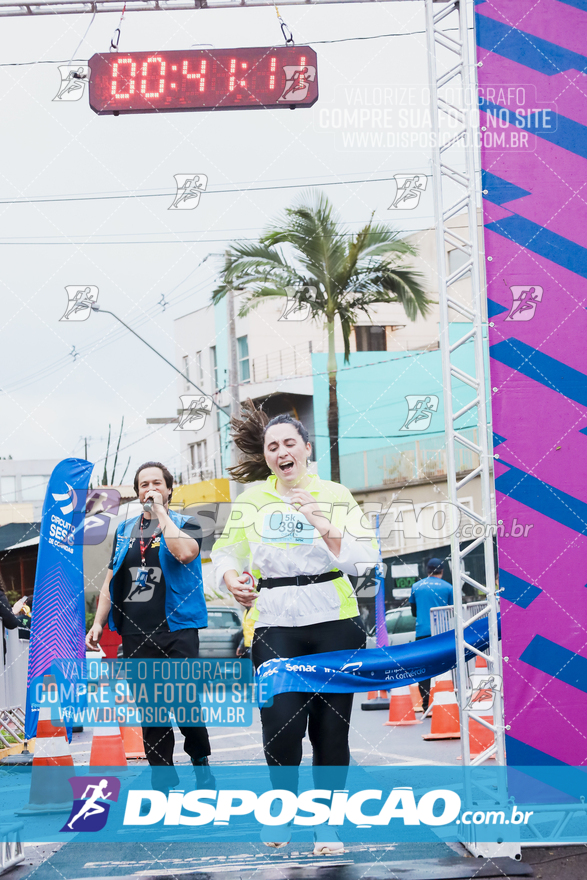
[211,473,379,628]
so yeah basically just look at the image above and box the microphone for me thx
[143,499,154,513]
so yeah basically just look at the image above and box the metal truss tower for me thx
[425,0,503,770]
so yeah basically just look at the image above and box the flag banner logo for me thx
[24,458,93,739]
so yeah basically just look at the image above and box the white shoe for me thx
[261,822,291,848]
[313,829,344,855]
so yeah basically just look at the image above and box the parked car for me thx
[198,606,243,658]
[366,606,416,649]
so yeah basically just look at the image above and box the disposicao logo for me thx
[61,777,121,833]
[123,787,461,828]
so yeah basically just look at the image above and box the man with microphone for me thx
[86,461,213,791]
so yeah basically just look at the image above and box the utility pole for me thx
[226,251,243,499]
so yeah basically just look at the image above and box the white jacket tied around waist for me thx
[211,473,380,628]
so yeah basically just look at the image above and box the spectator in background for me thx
[0,580,28,659]
[410,558,453,712]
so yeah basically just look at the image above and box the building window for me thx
[21,475,50,502]
[195,351,203,386]
[0,476,16,502]
[355,325,387,352]
[210,346,218,390]
[189,440,208,474]
[182,355,190,390]
[237,335,250,382]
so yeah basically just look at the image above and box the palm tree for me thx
[212,192,431,483]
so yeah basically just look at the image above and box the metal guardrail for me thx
[430,601,489,691]
[0,625,29,750]
[341,427,480,490]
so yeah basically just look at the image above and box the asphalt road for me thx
[4,700,585,879]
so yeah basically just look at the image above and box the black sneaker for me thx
[191,756,216,789]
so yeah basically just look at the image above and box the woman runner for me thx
[212,400,379,853]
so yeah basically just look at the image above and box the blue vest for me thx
[108,510,207,634]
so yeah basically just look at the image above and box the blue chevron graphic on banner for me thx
[481,170,531,206]
[499,569,542,608]
[478,97,587,162]
[25,458,93,740]
[520,635,587,694]
[476,14,587,76]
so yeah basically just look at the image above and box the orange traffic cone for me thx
[120,725,145,760]
[468,657,495,758]
[384,686,422,726]
[90,726,128,767]
[361,690,390,711]
[17,678,74,814]
[118,679,146,759]
[422,672,461,740]
[410,684,423,713]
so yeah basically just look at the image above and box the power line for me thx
[0,174,435,207]
[0,29,468,68]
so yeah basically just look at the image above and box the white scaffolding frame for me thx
[0,0,430,17]
[425,0,504,771]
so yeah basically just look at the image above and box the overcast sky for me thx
[0,0,457,484]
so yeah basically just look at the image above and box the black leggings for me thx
[122,629,211,769]
[252,617,366,789]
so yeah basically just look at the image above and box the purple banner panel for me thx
[476,0,587,766]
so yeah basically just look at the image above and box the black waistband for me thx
[257,570,343,590]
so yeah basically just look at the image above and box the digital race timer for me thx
[88,46,318,115]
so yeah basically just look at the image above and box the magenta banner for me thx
[476,0,587,765]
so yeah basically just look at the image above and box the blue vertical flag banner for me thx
[374,514,388,648]
[25,458,94,740]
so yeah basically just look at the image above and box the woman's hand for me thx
[224,572,257,608]
[287,490,332,532]
[85,622,103,651]
[286,489,342,555]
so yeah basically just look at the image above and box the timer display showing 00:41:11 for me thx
[88,46,318,115]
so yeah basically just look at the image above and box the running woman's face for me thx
[264,424,312,487]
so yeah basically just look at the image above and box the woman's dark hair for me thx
[133,461,174,497]
[227,398,310,484]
